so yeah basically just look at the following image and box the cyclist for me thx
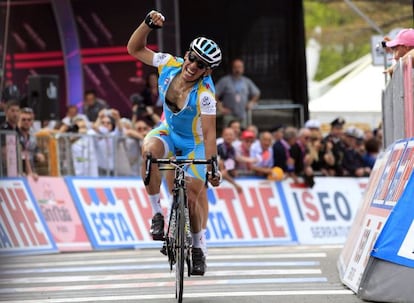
[127,10,221,275]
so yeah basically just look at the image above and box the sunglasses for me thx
[187,52,209,70]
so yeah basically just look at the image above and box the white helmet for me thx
[190,37,222,68]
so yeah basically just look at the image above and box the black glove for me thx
[145,12,162,29]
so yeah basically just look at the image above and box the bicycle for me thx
[144,153,218,303]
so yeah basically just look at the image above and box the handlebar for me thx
[143,153,218,186]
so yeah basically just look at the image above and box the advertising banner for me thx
[339,139,409,292]
[0,178,57,255]
[28,177,92,251]
[66,177,171,249]
[371,139,414,268]
[206,179,295,245]
[338,147,392,279]
[372,140,408,209]
[280,177,368,245]
[67,176,366,250]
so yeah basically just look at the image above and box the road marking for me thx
[0,260,320,275]
[0,277,328,293]
[0,268,322,284]
[3,289,354,302]
[0,252,327,268]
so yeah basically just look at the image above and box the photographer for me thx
[59,105,90,133]
[92,108,122,176]
[130,93,160,127]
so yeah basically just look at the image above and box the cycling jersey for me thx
[146,53,217,181]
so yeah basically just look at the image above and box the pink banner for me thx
[404,56,414,138]
[28,177,92,251]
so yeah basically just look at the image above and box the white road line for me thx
[0,252,327,268]
[0,277,328,293]
[0,260,320,274]
[0,268,322,284]
[3,289,354,302]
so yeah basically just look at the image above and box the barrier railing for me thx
[383,56,414,147]
[0,130,22,177]
[1,130,142,177]
[247,100,304,130]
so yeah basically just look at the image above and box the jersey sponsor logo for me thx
[201,95,211,106]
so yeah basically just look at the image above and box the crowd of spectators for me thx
[1,58,383,184]
[214,116,382,191]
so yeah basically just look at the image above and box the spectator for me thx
[217,127,242,192]
[228,119,242,146]
[1,80,20,122]
[304,119,321,132]
[82,89,108,122]
[363,137,381,169]
[290,128,315,187]
[18,107,45,179]
[342,127,371,177]
[131,94,161,127]
[308,132,335,176]
[245,124,259,141]
[1,100,22,176]
[70,116,98,176]
[142,72,162,110]
[91,108,122,176]
[383,28,414,77]
[234,130,257,176]
[250,131,274,177]
[271,124,285,142]
[60,105,89,133]
[373,123,383,150]
[217,119,241,146]
[121,118,149,176]
[215,58,261,128]
[322,117,347,176]
[1,99,20,131]
[272,126,297,175]
[1,79,21,103]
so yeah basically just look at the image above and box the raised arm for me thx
[127,10,165,66]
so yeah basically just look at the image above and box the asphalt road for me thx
[0,245,371,303]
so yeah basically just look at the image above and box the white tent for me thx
[309,54,386,128]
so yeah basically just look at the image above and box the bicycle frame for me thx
[144,154,217,303]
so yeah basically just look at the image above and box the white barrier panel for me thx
[338,138,414,294]
[281,177,368,244]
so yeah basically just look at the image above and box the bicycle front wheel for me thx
[175,187,185,302]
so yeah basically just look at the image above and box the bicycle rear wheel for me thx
[175,188,185,302]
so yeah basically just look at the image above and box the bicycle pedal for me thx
[160,245,167,256]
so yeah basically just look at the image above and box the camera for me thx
[130,93,148,116]
[67,124,79,133]
[130,93,144,106]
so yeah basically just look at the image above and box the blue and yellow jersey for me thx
[146,53,217,180]
[153,53,216,142]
